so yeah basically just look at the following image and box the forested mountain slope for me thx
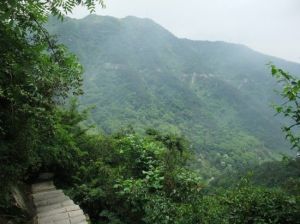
[46,15,300,170]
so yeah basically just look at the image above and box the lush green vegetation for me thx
[55,119,300,224]
[1,1,300,223]
[46,15,300,176]
[0,0,101,221]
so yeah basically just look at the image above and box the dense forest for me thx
[0,1,299,224]
[46,15,300,177]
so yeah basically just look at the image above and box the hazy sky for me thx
[70,0,300,63]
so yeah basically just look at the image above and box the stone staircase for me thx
[32,181,88,224]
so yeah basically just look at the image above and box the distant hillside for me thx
[46,15,300,173]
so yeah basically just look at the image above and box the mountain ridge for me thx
[46,14,300,172]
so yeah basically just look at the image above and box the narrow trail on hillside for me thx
[32,181,87,224]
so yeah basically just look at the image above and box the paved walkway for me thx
[32,181,88,224]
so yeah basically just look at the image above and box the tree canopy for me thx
[0,0,104,200]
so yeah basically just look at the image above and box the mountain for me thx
[46,15,300,173]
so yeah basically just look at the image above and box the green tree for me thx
[271,65,300,151]
[0,0,104,204]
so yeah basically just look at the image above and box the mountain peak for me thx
[46,14,300,164]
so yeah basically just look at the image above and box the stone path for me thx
[32,181,88,224]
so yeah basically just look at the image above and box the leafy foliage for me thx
[0,0,103,218]
[47,119,299,224]
[61,128,201,223]
[271,65,300,150]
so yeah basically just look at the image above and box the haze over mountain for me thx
[47,15,300,172]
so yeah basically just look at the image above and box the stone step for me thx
[38,210,84,223]
[37,200,74,213]
[32,181,56,193]
[34,195,70,207]
[39,219,70,224]
[33,189,63,197]
[38,214,86,224]
[37,205,80,218]
[69,214,86,224]
[33,190,65,202]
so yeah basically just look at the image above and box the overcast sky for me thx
[70,0,300,63]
